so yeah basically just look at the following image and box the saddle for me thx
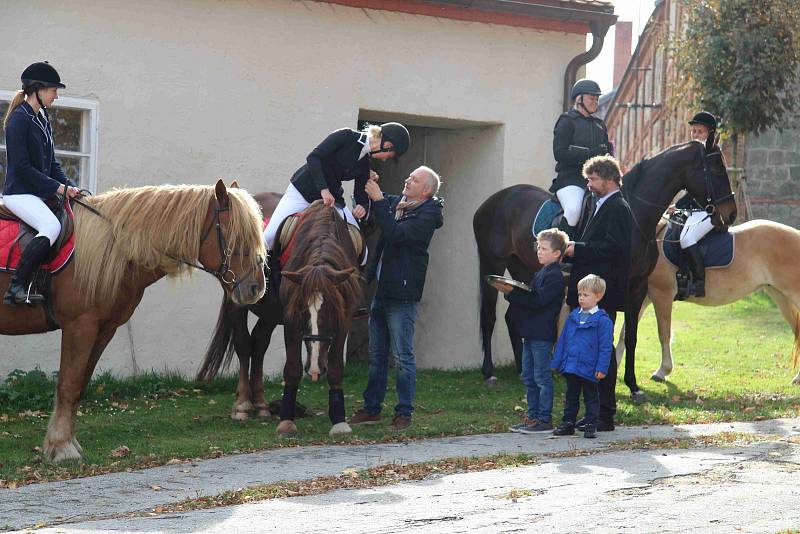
[532,192,594,237]
[662,213,735,297]
[273,212,365,269]
[0,197,75,274]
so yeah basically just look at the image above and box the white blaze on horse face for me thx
[307,292,323,382]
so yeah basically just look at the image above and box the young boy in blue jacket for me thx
[551,274,613,438]
[496,228,568,433]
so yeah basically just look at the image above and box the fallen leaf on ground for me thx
[109,445,131,459]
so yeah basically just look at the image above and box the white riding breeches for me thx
[556,185,585,227]
[262,183,366,264]
[2,194,60,245]
[679,210,714,248]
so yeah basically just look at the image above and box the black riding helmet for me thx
[21,61,66,89]
[372,122,410,158]
[570,78,602,100]
[688,111,717,131]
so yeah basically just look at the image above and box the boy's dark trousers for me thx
[561,373,600,427]
[598,310,617,427]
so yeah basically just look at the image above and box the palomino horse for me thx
[1,180,266,463]
[616,219,800,385]
[199,200,362,437]
[473,140,737,401]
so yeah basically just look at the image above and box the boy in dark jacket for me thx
[551,274,613,438]
[497,228,568,433]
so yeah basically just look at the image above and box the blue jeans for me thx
[363,297,418,418]
[521,339,554,422]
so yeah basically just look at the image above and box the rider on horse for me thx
[2,62,79,306]
[672,110,718,298]
[263,122,410,279]
[550,78,612,239]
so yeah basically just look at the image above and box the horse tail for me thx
[197,298,238,381]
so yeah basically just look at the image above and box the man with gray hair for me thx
[349,166,444,431]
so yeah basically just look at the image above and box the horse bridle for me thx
[74,195,258,290]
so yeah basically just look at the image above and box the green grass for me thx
[0,292,798,484]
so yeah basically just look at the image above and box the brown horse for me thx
[473,140,737,401]
[1,180,266,463]
[616,219,800,385]
[199,199,362,437]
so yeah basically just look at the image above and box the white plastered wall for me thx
[0,0,583,377]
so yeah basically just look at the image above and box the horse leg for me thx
[478,253,506,386]
[648,290,677,383]
[615,297,650,367]
[277,328,302,437]
[44,316,100,463]
[328,336,351,436]
[624,278,649,404]
[230,309,254,420]
[763,287,800,385]
[507,256,535,375]
[250,318,276,418]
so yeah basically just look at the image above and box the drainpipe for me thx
[563,19,613,112]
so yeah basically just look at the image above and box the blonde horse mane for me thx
[73,184,265,305]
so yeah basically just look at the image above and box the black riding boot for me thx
[4,236,51,306]
[685,244,706,298]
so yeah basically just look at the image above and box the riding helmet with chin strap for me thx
[688,111,717,132]
[21,62,66,89]
[372,122,410,158]
[570,78,602,100]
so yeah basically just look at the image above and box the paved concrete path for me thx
[3,418,800,532]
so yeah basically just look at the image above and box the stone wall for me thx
[745,129,800,228]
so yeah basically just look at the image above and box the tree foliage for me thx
[674,0,800,136]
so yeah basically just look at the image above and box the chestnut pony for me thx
[473,140,737,401]
[199,199,362,437]
[1,180,266,463]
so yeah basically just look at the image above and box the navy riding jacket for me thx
[504,261,565,342]
[4,102,72,198]
[367,193,444,302]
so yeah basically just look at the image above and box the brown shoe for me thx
[348,409,381,425]
[390,414,412,431]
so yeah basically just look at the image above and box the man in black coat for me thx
[348,166,444,431]
[564,155,632,431]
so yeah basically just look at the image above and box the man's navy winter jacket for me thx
[4,101,71,198]
[504,262,565,342]
[367,193,444,302]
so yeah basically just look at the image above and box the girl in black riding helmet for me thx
[3,61,79,306]
[263,122,410,257]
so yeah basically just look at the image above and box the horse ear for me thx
[230,180,240,189]
[282,270,303,284]
[330,267,357,285]
[214,179,230,209]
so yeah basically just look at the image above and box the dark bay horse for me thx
[199,199,362,437]
[2,181,266,463]
[473,140,737,401]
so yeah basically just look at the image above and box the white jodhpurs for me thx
[679,210,714,248]
[262,183,366,264]
[555,185,585,227]
[2,194,60,245]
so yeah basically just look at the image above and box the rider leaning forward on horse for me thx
[262,121,411,272]
[2,62,80,306]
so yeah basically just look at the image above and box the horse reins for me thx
[72,194,248,289]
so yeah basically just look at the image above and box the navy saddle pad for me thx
[663,223,734,269]
[532,199,563,236]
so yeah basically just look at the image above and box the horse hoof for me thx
[484,376,498,388]
[44,439,84,464]
[276,419,298,438]
[231,409,251,421]
[631,390,647,404]
[650,374,667,383]
[330,422,352,435]
[255,408,272,419]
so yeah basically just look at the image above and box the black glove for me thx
[590,144,609,157]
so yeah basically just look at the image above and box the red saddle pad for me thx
[0,202,75,274]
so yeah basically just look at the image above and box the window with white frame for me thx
[0,90,98,192]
